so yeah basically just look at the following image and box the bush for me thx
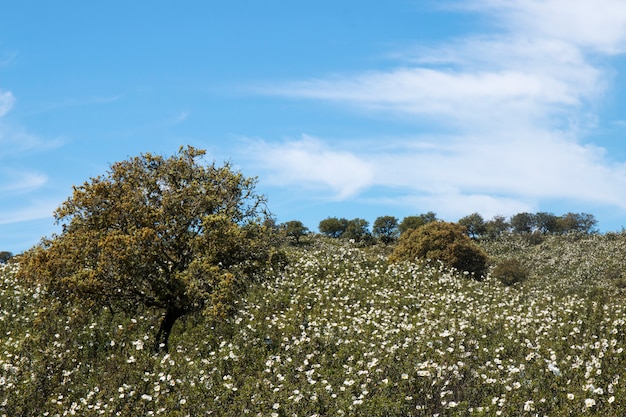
[390,221,488,279]
[491,258,529,286]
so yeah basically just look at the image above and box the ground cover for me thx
[2,234,626,416]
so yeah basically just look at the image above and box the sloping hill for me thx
[2,234,626,416]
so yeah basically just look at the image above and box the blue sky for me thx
[4,1,626,252]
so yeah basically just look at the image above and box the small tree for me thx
[484,215,510,239]
[373,216,399,244]
[18,146,274,352]
[390,221,488,279]
[281,220,309,244]
[0,251,12,264]
[557,212,598,234]
[510,212,535,234]
[319,217,348,238]
[534,212,559,234]
[398,212,437,234]
[458,212,486,239]
[343,218,372,244]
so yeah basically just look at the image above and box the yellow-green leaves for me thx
[18,146,274,351]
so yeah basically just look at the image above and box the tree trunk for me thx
[154,307,185,353]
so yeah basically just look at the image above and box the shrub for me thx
[491,258,529,286]
[390,221,488,279]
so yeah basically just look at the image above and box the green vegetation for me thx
[280,220,310,244]
[17,147,274,353]
[5,231,626,415]
[491,258,530,286]
[2,148,623,416]
[372,215,400,244]
[391,221,489,279]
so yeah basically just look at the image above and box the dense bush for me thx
[491,258,530,286]
[390,221,489,278]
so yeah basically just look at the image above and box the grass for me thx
[2,233,626,416]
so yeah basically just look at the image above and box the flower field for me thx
[3,233,626,416]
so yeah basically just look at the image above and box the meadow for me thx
[2,232,626,416]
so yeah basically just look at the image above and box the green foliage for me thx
[491,258,530,286]
[398,211,437,234]
[318,217,348,238]
[318,217,373,244]
[372,215,399,244]
[391,221,489,278]
[458,212,486,239]
[343,218,373,244]
[280,220,309,244]
[484,215,510,239]
[0,251,12,264]
[17,146,274,352]
[558,212,598,234]
[510,212,535,233]
[6,234,626,416]
[534,212,559,233]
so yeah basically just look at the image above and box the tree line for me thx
[278,211,598,245]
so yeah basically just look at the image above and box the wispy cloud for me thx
[460,0,626,54]
[250,0,626,220]
[0,87,61,233]
[0,200,58,226]
[0,90,15,117]
[247,135,374,200]
[0,169,47,194]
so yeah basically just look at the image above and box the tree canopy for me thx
[390,221,488,279]
[372,216,399,244]
[18,146,274,352]
[281,220,310,244]
[398,212,438,234]
[0,251,12,264]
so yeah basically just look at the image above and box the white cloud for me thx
[466,0,626,54]
[250,0,626,219]
[247,135,374,200]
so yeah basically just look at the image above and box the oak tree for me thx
[372,216,399,244]
[281,220,309,244]
[18,147,273,352]
[318,217,348,238]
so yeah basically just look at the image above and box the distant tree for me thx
[534,212,559,234]
[281,220,309,244]
[390,221,488,279]
[398,212,438,234]
[17,147,274,352]
[372,216,400,244]
[558,212,598,234]
[343,218,373,244]
[458,213,486,239]
[0,251,13,264]
[319,217,348,238]
[484,215,510,239]
[510,212,536,234]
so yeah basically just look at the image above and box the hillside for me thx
[2,233,626,416]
